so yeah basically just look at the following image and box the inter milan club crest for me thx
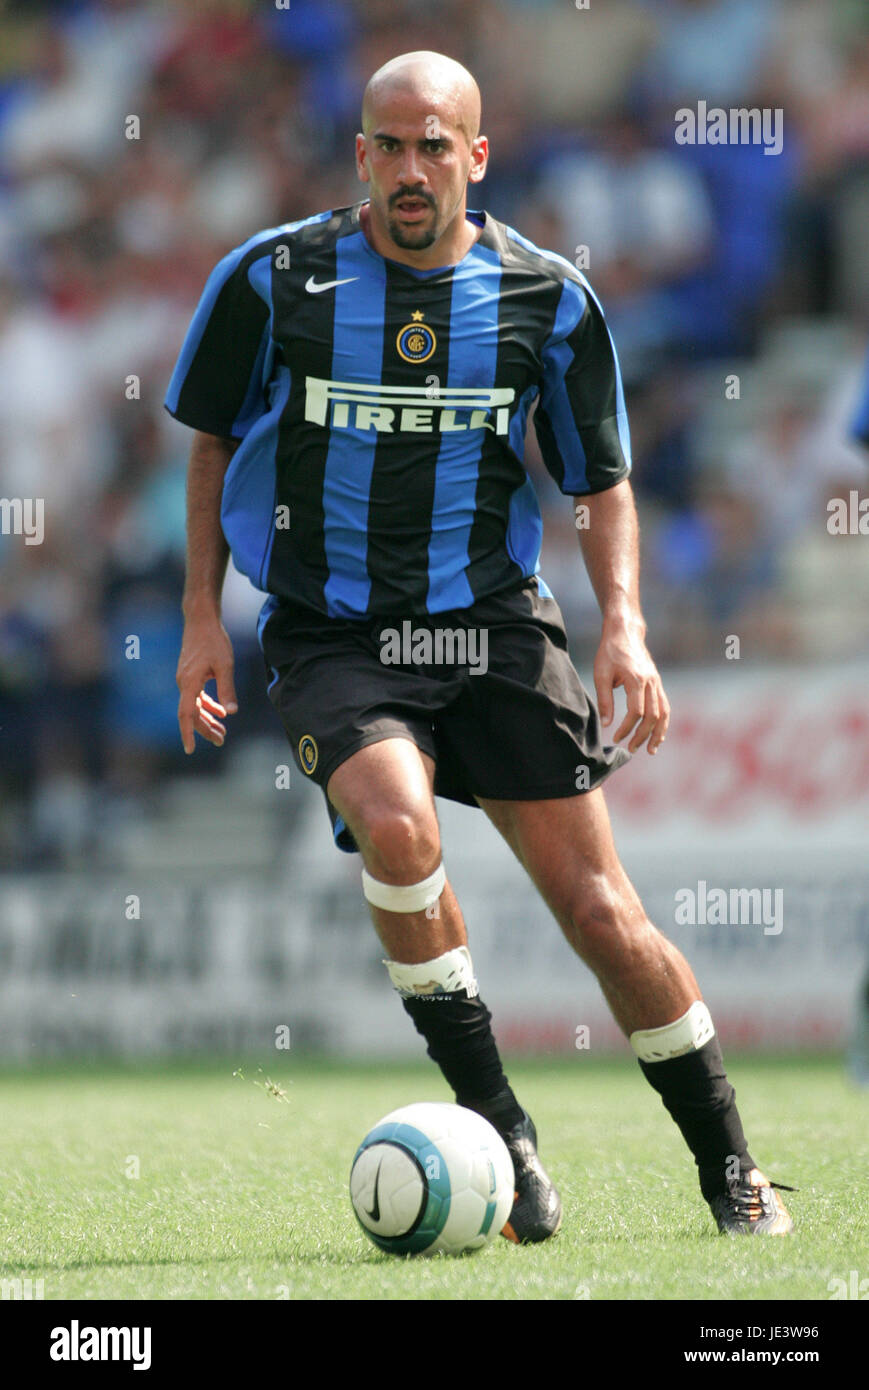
[298,734,318,775]
[396,310,436,363]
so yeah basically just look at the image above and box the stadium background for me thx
[1,0,867,1063]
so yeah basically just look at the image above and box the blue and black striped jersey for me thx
[165,201,631,619]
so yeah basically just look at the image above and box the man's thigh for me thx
[327,737,438,861]
[476,788,641,924]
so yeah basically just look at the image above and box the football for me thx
[349,1101,515,1256]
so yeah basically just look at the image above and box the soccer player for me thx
[167,52,793,1240]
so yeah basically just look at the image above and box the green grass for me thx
[0,1056,865,1300]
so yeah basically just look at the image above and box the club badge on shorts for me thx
[298,735,318,775]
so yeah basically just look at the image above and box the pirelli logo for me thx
[305,377,515,436]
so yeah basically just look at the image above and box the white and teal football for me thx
[349,1101,514,1256]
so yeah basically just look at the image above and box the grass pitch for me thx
[0,1055,864,1301]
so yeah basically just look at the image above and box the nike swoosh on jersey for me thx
[305,275,360,293]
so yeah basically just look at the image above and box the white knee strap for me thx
[630,1001,715,1063]
[384,945,479,999]
[362,862,445,914]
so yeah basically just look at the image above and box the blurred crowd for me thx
[1,0,869,867]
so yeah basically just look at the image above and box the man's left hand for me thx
[593,616,669,754]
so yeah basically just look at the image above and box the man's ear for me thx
[355,132,370,183]
[468,135,488,183]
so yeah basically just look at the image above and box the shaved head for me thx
[362,50,481,145]
[355,50,488,266]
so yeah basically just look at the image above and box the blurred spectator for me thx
[639,0,779,108]
[529,110,714,381]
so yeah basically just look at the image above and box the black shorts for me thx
[261,577,630,852]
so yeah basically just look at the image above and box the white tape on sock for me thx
[630,1001,715,1063]
[384,945,478,999]
[362,862,445,914]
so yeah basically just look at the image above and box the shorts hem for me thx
[459,753,631,804]
[314,727,436,795]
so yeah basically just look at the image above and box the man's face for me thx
[356,91,485,253]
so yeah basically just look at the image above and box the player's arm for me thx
[533,268,668,755]
[578,478,668,755]
[167,235,276,753]
[176,430,240,754]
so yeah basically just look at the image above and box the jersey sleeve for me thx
[534,275,632,496]
[164,238,274,440]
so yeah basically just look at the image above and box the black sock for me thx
[639,1037,754,1201]
[401,991,524,1134]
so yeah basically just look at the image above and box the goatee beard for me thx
[386,217,439,250]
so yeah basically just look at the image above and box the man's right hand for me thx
[176,614,238,754]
